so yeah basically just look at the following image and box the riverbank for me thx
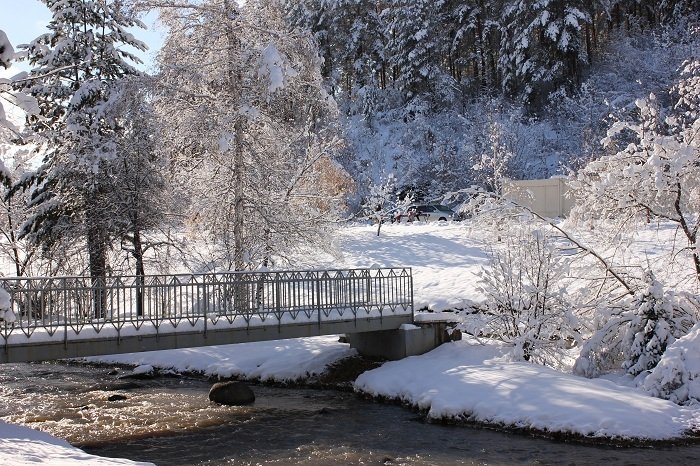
[2,333,698,466]
[5,221,700,463]
[0,420,153,465]
[83,333,700,444]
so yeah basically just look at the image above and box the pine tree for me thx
[383,0,453,102]
[623,271,678,375]
[499,0,591,109]
[448,0,501,89]
[15,0,146,316]
[287,0,387,97]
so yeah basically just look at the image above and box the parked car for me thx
[397,204,456,223]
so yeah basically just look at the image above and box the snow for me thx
[131,364,154,376]
[643,322,700,404]
[354,336,698,440]
[0,420,152,466]
[5,222,700,463]
[0,287,14,322]
[0,30,14,68]
[85,335,355,382]
[258,44,296,94]
[314,223,490,310]
[0,287,11,311]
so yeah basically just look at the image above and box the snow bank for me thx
[86,335,356,382]
[0,421,152,466]
[355,337,699,440]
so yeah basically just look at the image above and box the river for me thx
[2,362,700,465]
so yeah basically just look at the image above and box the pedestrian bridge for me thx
[0,268,414,363]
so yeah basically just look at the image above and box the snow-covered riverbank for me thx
[4,222,700,463]
[86,333,700,442]
[0,420,153,466]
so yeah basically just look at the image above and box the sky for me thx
[0,0,164,77]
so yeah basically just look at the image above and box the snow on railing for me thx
[0,268,414,345]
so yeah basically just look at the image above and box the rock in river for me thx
[209,381,255,406]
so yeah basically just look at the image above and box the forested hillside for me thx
[285,0,700,206]
[0,0,698,278]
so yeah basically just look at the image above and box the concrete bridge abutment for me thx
[346,313,461,360]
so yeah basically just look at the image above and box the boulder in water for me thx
[208,381,255,406]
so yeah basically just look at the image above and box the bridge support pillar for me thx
[346,318,459,360]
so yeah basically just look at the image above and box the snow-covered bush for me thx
[623,272,687,375]
[475,229,580,366]
[643,320,700,405]
[572,307,630,378]
[573,273,697,378]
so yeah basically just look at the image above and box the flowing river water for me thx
[2,362,700,465]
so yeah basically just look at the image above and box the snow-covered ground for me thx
[0,420,152,466]
[4,221,700,463]
[86,335,355,382]
[355,336,699,440]
[312,222,492,310]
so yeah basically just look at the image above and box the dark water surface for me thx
[2,362,700,465]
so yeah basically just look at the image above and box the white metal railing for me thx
[0,268,414,346]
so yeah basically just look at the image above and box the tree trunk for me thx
[223,0,245,272]
[585,24,592,65]
[131,227,145,317]
[233,119,245,271]
[87,218,108,319]
[6,208,23,277]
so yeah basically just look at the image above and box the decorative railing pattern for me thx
[0,268,413,345]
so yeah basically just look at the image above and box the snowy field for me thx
[4,221,700,463]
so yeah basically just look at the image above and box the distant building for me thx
[502,177,573,218]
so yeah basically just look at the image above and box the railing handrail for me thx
[0,267,415,363]
[0,267,410,282]
[1,268,414,340]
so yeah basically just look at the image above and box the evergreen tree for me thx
[287,0,387,97]
[623,271,678,375]
[499,0,591,109]
[15,0,146,316]
[448,0,501,90]
[383,0,453,103]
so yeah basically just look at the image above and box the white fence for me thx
[503,177,573,218]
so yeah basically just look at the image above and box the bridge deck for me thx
[0,268,414,363]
